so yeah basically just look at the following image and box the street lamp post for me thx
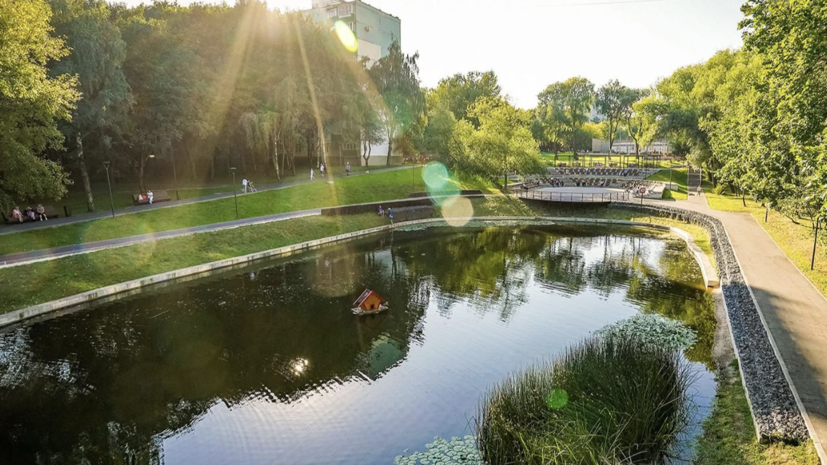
[171,148,180,200]
[812,218,821,271]
[230,167,239,219]
[103,161,116,218]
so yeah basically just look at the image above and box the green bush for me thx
[476,336,692,464]
[712,184,726,195]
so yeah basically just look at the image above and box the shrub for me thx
[476,336,692,464]
[712,184,726,196]
[595,314,696,352]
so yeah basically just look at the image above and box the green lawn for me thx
[0,168,497,256]
[20,164,380,218]
[702,183,827,296]
[0,196,528,314]
[694,360,819,465]
[647,168,688,200]
[541,152,676,169]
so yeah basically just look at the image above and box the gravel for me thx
[609,203,810,442]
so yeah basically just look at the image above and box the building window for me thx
[327,9,337,19]
[339,4,353,16]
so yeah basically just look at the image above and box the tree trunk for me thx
[139,155,147,194]
[386,131,393,166]
[272,131,281,180]
[210,154,215,180]
[184,137,197,180]
[742,192,747,207]
[76,134,95,213]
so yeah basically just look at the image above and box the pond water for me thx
[0,225,716,465]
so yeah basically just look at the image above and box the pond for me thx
[0,224,717,465]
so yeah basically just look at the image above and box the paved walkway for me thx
[651,193,827,460]
[0,166,412,235]
[0,208,321,267]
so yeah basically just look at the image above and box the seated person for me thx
[25,207,35,221]
[11,206,23,223]
[377,205,384,216]
[147,190,154,204]
[36,204,47,221]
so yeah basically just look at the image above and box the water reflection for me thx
[0,225,715,465]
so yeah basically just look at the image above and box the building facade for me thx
[591,138,670,155]
[305,0,403,166]
[307,0,401,64]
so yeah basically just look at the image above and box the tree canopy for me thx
[0,0,79,211]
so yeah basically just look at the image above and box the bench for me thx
[2,205,60,225]
[132,189,172,205]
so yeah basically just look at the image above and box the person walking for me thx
[388,207,394,224]
[310,168,315,181]
[242,177,248,193]
[346,162,351,176]
[320,163,325,178]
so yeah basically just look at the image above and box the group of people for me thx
[10,205,48,223]
[377,205,394,223]
[310,162,353,181]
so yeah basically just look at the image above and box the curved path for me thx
[651,192,827,461]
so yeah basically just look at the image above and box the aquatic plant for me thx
[394,436,483,465]
[595,313,696,352]
[476,336,692,464]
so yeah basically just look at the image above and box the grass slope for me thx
[694,360,819,465]
[647,168,688,201]
[0,197,531,314]
[0,168,496,256]
[702,184,827,296]
[23,165,377,215]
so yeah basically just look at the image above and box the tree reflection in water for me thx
[0,225,714,465]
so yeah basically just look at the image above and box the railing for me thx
[514,190,630,203]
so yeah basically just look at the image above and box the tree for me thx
[0,0,79,211]
[595,80,634,156]
[623,89,657,162]
[49,0,131,212]
[116,3,206,192]
[535,84,569,160]
[741,0,827,217]
[450,97,543,189]
[430,71,501,126]
[538,78,594,160]
[368,41,425,166]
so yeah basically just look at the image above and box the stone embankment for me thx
[612,203,809,442]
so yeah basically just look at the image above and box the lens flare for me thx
[422,162,450,191]
[546,388,569,409]
[441,195,473,227]
[333,21,358,53]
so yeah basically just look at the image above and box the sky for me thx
[111,0,746,108]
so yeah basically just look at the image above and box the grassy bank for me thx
[0,197,529,314]
[703,184,827,297]
[694,360,819,464]
[478,335,691,464]
[541,152,676,169]
[0,168,497,256]
[647,168,688,200]
[21,165,378,215]
[0,199,710,315]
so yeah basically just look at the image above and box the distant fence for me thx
[515,190,630,203]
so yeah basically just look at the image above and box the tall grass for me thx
[477,336,692,464]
